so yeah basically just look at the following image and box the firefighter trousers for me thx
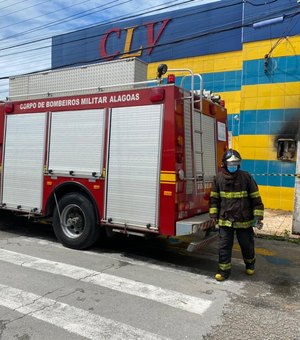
[218,226,255,273]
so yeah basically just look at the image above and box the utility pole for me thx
[293,141,300,234]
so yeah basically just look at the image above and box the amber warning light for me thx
[4,102,14,113]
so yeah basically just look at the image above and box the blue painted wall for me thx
[243,0,300,43]
[52,0,242,68]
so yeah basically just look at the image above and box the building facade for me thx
[52,0,300,211]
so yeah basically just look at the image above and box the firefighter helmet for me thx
[222,149,242,167]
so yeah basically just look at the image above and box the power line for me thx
[1,0,294,54]
[0,0,238,52]
[245,0,278,6]
[0,0,92,21]
[2,6,298,81]
[0,0,193,45]
[0,0,298,82]
[0,0,295,59]
[0,0,132,41]
[0,0,241,79]
[0,0,31,10]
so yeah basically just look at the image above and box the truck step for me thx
[187,230,218,252]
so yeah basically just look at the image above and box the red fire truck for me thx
[0,59,227,251]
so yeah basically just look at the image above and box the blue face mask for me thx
[227,165,238,173]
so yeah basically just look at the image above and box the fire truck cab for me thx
[0,59,228,251]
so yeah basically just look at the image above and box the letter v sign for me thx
[146,19,170,55]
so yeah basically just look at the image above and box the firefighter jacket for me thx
[209,169,264,228]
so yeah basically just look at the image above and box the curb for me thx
[254,231,300,243]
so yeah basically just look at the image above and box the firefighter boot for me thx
[215,270,230,281]
[245,264,255,276]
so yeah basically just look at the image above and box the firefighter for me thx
[209,149,264,281]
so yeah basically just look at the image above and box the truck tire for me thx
[53,192,100,250]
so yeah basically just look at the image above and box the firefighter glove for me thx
[253,217,263,230]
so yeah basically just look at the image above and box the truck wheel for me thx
[53,192,100,250]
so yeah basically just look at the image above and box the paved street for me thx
[0,213,299,340]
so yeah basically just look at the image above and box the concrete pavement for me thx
[258,209,300,239]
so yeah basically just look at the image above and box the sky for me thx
[0,0,221,98]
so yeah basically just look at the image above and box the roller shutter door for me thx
[2,113,47,212]
[105,105,163,229]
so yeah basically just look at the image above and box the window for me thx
[277,139,296,161]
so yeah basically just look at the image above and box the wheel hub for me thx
[61,204,86,239]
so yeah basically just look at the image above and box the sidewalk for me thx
[257,209,300,239]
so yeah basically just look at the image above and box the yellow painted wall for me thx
[147,50,242,77]
[259,185,295,211]
[147,36,300,211]
[238,36,300,211]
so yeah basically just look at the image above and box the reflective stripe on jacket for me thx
[209,169,264,228]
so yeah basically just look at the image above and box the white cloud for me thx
[0,0,221,98]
